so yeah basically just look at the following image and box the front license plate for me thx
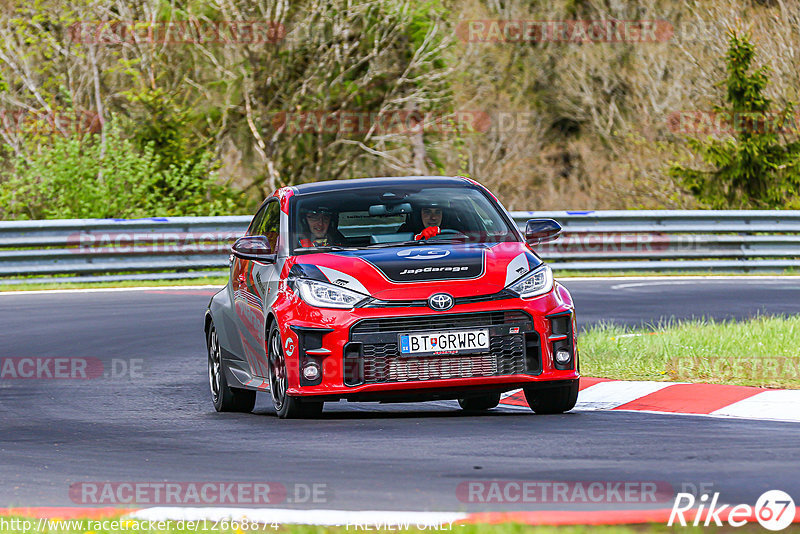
[399,329,490,356]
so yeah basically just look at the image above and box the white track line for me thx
[610,279,800,290]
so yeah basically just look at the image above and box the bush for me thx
[0,122,245,220]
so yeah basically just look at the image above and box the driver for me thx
[398,200,450,240]
[416,204,444,240]
[298,207,345,247]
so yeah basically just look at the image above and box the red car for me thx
[205,177,579,418]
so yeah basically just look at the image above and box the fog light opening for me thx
[555,349,571,364]
[302,361,320,380]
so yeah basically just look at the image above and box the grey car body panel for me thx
[207,198,293,390]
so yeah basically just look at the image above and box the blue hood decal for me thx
[336,244,486,282]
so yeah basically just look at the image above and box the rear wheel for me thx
[523,380,579,414]
[267,322,324,419]
[207,322,256,413]
[458,393,501,412]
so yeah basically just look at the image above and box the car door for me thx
[232,200,280,378]
[239,198,281,378]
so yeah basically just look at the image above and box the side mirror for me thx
[525,219,562,245]
[231,236,276,263]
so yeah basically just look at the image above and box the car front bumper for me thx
[275,283,579,399]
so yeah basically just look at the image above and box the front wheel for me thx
[207,322,256,413]
[267,323,324,419]
[523,380,579,414]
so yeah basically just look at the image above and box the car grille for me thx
[362,290,517,308]
[348,311,535,385]
[351,311,531,335]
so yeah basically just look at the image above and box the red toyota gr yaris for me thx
[204,177,579,418]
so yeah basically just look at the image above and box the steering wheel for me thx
[430,229,468,240]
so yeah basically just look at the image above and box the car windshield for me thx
[290,184,517,252]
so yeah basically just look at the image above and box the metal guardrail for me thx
[0,211,799,284]
[520,210,800,272]
[0,216,250,284]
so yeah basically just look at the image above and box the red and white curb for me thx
[500,377,800,422]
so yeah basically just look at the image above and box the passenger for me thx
[298,207,346,247]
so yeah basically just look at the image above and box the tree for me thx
[187,0,457,195]
[669,30,800,209]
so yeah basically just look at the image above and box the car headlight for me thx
[294,278,369,309]
[506,264,553,298]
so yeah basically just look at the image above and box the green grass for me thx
[0,518,778,534]
[580,316,800,389]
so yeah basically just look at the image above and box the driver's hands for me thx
[415,226,440,240]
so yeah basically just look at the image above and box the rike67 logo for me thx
[669,490,796,530]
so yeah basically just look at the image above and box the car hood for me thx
[290,242,542,300]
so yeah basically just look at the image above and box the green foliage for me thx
[123,88,212,172]
[0,122,244,220]
[669,30,800,209]
[407,0,449,71]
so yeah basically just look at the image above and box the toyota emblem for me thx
[428,293,454,311]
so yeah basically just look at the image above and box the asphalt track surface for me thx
[1,277,799,511]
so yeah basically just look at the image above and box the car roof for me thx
[290,176,471,195]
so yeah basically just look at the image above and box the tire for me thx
[267,322,324,419]
[458,393,501,412]
[523,380,579,414]
[207,322,256,413]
